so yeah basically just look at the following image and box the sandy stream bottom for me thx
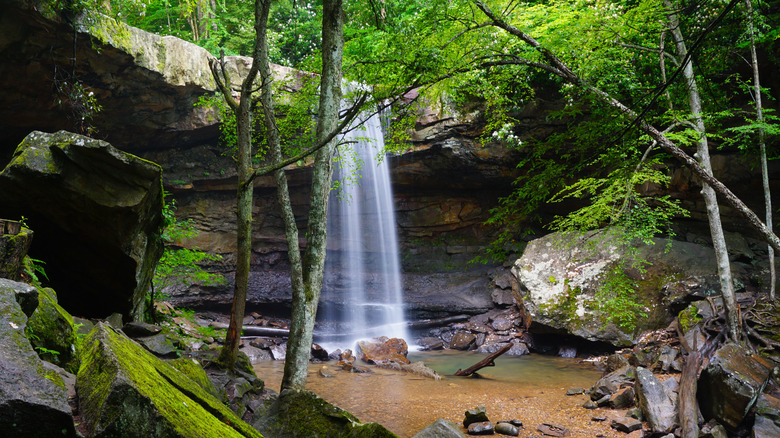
[253,351,630,438]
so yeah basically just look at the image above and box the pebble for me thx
[467,421,494,435]
[495,422,519,436]
[565,387,584,396]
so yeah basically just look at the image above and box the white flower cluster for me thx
[491,122,522,147]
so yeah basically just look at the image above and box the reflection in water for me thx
[253,351,625,438]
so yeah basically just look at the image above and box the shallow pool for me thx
[253,351,627,437]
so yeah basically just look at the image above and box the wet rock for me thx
[582,400,598,409]
[609,386,635,409]
[450,331,477,350]
[700,421,728,438]
[591,415,607,422]
[311,343,329,361]
[611,417,642,433]
[507,340,530,356]
[477,342,510,354]
[653,345,678,373]
[122,321,163,338]
[240,344,273,362]
[467,421,494,435]
[491,316,514,331]
[463,406,490,426]
[565,388,584,396]
[0,280,76,437]
[412,419,468,438]
[537,422,569,437]
[270,343,287,361]
[753,394,780,438]
[340,349,356,363]
[318,366,335,378]
[137,332,178,357]
[495,422,519,436]
[589,365,635,401]
[635,367,675,433]
[753,416,780,438]
[105,312,124,329]
[605,353,630,372]
[356,336,410,364]
[0,131,164,321]
[0,225,32,281]
[558,346,576,358]
[418,337,445,351]
[328,348,343,361]
[698,342,772,430]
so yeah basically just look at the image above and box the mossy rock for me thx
[76,322,262,438]
[253,389,398,438]
[167,357,221,400]
[26,287,79,373]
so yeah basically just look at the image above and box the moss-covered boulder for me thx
[0,278,76,437]
[76,322,262,438]
[253,389,398,438]
[0,224,33,281]
[27,287,79,372]
[0,131,164,321]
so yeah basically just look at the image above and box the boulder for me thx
[634,367,676,433]
[0,131,164,321]
[510,229,751,346]
[0,279,76,437]
[463,406,489,427]
[0,224,33,281]
[356,336,410,365]
[252,388,398,438]
[697,342,772,430]
[412,419,468,438]
[26,287,78,372]
[450,331,477,350]
[76,322,260,438]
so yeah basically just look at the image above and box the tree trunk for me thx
[281,0,344,391]
[454,343,512,376]
[745,0,774,300]
[216,0,263,370]
[665,0,739,341]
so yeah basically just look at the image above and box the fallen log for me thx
[407,314,470,329]
[209,322,290,338]
[454,343,512,376]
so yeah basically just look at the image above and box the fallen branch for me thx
[407,314,470,329]
[210,322,290,338]
[454,343,512,376]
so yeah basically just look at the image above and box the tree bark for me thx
[664,0,739,341]
[215,0,263,370]
[745,0,774,300]
[281,0,344,391]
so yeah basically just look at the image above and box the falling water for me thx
[323,111,409,347]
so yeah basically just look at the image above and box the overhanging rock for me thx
[0,131,163,320]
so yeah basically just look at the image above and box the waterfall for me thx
[322,111,409,347]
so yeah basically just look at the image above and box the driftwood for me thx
[210,322,290,338]
[454,343,512,376]
[406,314,469,329]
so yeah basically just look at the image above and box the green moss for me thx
[167,357,221,399]
[677,304,702,333]
[43,369,66,390]
[262,389,398,438]
[77,323,262,438]
[27,287,79,373]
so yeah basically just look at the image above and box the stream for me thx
[253,350,627,437]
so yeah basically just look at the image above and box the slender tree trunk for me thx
[665,0,739,341]
[745,0,775,300]
[281,0,344,391]
[216,1,263,370]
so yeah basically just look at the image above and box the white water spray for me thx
[323,111,409,347]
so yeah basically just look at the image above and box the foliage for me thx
[149,194,224,320]
[23,256,49,287]
[677,304,703,333]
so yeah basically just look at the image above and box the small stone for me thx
[122,321,162,338]
[611,417,641,433]
[494,422,519,436]
[565,388,584,396]
[467,421,493,435]
[591,415,607,422]
[595,394,611,407]
[463,406,490,427]
[318,366,334,378]
[537,422,569,437]
[582,400,598,409]
[506,419,523,428]
[626,407,642,420]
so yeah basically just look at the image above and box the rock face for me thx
[0,224,33,280]
[0,131,164,320]
[77,322,260,438]
[510,229,760,346]
[697,342,773,431]
[0,278,76,437]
